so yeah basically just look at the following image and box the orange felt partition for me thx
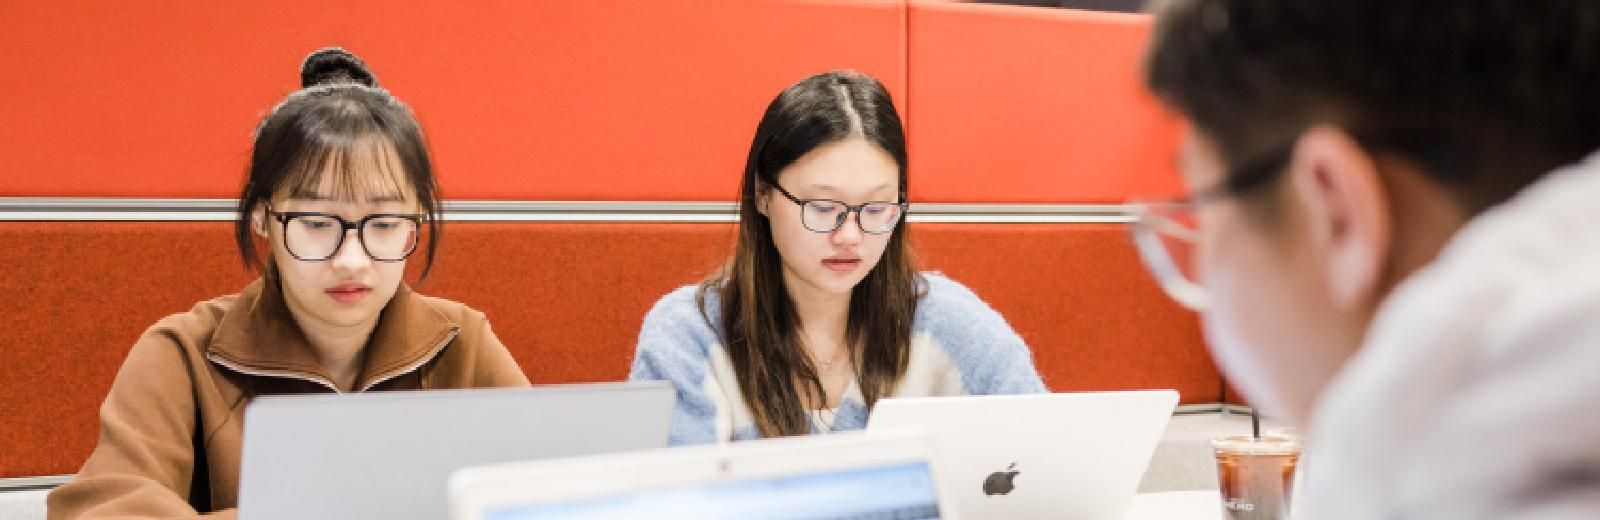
[0,1,906,200]
[0,1,1189,204]
[0,221,1212,478]
[905,1,1186,202]
[0,223,257,478]
[912,224,1214,398]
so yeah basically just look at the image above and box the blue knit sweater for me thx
[628,273,1048,445]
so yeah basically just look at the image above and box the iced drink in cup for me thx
[1213,433,1300,519]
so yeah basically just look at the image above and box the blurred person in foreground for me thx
[1134,1,1600,518]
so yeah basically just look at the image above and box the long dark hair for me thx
[234,47,443,279]
[701,70,924,438]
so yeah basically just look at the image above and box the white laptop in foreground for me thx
[450,429,955,520]
[868,390,1179,520]
[237,381,675,520]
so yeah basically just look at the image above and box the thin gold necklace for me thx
[816,347,846,371]
[801,331,849,372]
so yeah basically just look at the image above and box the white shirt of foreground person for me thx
[1298,151,1600,520]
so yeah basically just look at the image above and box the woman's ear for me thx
[755,185,771,217]
[251,207,270,238]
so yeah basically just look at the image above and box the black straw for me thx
[1251,407,1261,440]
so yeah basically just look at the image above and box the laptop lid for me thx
[867,390,1178,520]
[450,429,956,520]
[237,381,674,520]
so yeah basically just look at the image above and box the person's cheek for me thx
[770,226,804,283]
[771,226,793,265]
[793,228,820,269]
[1203,302,1269,398]
[865,237,889,272]
[1199,239,1293,418]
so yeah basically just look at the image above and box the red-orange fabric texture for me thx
[0,1,906,200]
[0,2,1184,202]
[907,2,1186,202]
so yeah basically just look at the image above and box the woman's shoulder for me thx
[914,272,996,320]
[636,284,723,358]
[115,292,245,390]
[912,272,1020,347]
[412,292,489,329]
[652,284,709,314]
[643,284,722,326]
[408,293,509,353]
[143,292,244,349]
[407,293,530,387]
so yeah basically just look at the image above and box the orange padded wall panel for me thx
[0,1,906,200]
[905,2,1185,202]
[0,221,1211,477]
[912,224,1214,401]
[414,224,738,386]
[0,223,255,478]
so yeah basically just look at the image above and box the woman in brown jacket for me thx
[47,48,531,519]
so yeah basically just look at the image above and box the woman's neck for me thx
[283,294,378,392]
[780,270,859,411]
[783,270,851,357]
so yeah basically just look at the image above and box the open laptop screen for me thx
[483,461,943,520]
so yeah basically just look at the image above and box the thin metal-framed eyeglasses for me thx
[268,208,424,262]
[1129,142,1295,311]
[767,182,906,234]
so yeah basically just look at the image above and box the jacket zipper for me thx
[357,329,458,392]
[206,354,342,394]
[205,328,458,394]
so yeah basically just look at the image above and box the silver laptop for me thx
[868,390,1178,520]
[237,382,675,520]
[449,429,952,520]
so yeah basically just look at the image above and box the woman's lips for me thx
[326,283,372,304]
[822,258,862,272]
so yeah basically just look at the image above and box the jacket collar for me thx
[205,273,459,392]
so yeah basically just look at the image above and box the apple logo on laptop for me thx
[983,462,1020,496]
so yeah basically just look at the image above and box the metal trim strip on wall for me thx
[0,198,1135,224]
[0,475,70,492]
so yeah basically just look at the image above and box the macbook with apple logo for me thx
[868,390,1178,519]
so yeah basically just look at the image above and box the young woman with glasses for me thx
[49,48,529,518]
[629,71,1046,445]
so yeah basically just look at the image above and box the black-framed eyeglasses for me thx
[768,182,906,234]
[268,208,423,262]
[1182,141,1296,207]
[1128,141,1295,311]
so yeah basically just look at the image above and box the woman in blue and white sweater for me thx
[630,70,1047,445]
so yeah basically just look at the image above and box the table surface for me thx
[1123,490,1224,520]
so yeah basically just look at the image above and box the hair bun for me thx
[300,47,378,88]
